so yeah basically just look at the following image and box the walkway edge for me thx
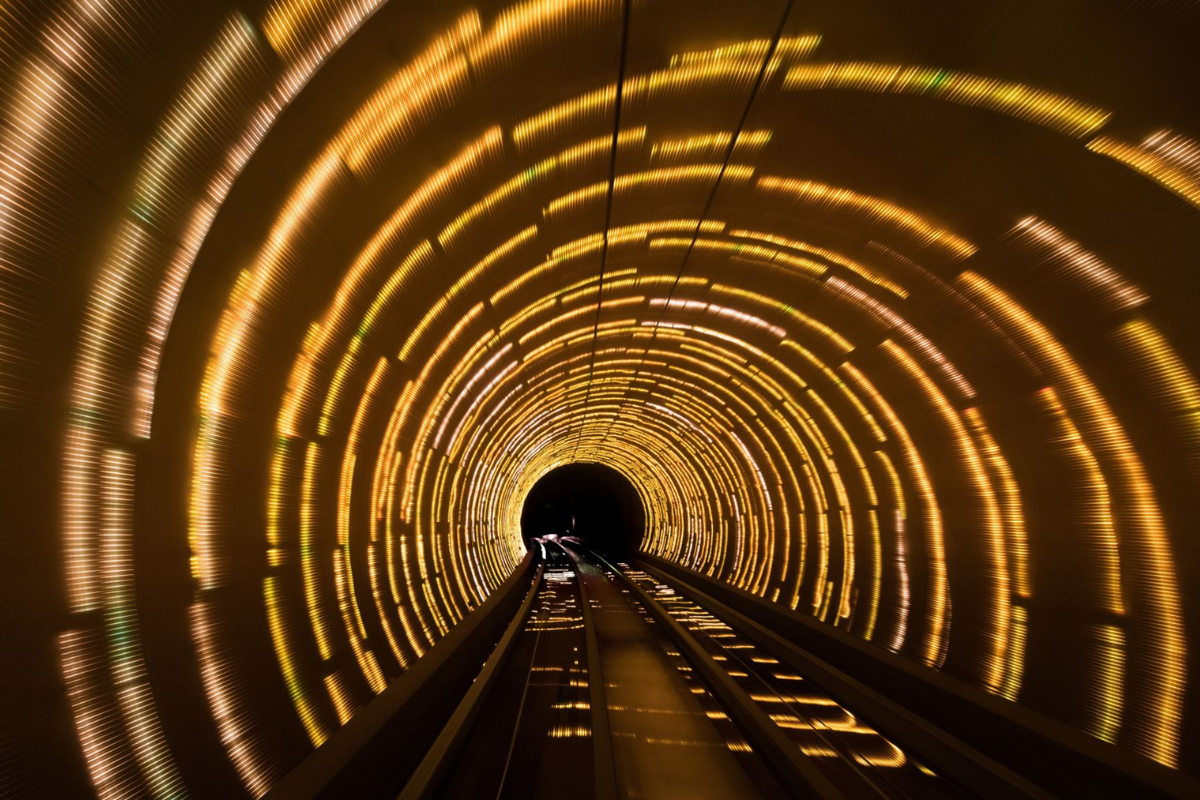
[397,562,545,800]
[639,553,1200,800]
[636,557,1050,800]
[264,553,539,800]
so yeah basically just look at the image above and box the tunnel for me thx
[520,463,644,555]
[2,0,1200,797]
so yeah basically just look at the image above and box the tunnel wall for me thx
[2,1,1200,797]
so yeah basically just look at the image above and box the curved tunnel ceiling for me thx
[3,0,1200,796]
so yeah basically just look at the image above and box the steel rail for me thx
[634,556,1051,800]
[588,549,847,799]
[397,563,545,800]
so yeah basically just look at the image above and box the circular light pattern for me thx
[2,1,1200,797]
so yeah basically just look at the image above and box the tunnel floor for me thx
[418,543,969,799]
[575,553,785,799]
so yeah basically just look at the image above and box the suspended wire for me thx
[593,0,797,447]
[571,0,634,459]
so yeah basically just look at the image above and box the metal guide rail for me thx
[589,550,996,799]
[400,543,590,799]
[559,542,790,799]
[635,554,1200,800]
[607,555,1026,798]
[266,553,540,800]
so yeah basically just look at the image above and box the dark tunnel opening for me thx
[520,463,645,558]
